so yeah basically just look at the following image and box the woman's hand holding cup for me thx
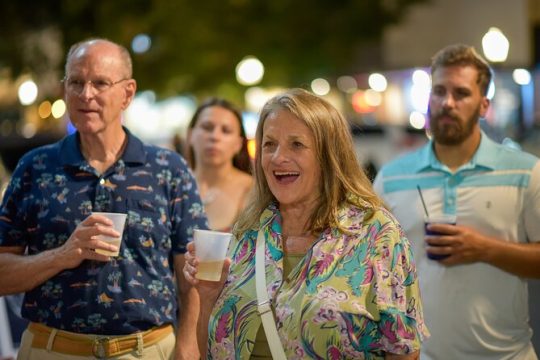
[183,239,231,306]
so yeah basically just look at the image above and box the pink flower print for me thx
[395,315,415,340]
[313,253,335,277]
[215,312,232,343]
[314,303,339,323]
[327,345,343,360]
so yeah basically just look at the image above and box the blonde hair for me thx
[234,88,380,237]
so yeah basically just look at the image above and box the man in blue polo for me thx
[0,39,207,359]
[374,44,540,359]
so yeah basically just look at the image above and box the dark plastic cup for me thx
[424,214,457,260]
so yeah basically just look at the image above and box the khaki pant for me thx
[16,327,175,360]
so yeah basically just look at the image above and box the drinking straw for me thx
[416,185,430,218]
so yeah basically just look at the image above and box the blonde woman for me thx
[185,89,428,359]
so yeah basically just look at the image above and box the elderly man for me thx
[0,39,207,359]
[374,44,540,359]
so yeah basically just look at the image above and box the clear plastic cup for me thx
[92,212,127,257]
[424,214,457,260]
[193,229,232,281]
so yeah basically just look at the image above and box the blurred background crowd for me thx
[0,0,540,357]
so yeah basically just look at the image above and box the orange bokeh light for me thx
[247,139,257,160]
[351,90,375,113]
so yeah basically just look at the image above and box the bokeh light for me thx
[482,27,509,63]
[368,73,387,92]
[247,139,256,160]
[409,111,426,129]
[486,81,496,100]
[311,78,330,96]
[38,100,52,119]
[337,76,357,93]
[51,99,66,119]
[364,89,382,107]
[512,69,531,85]
[410,70,431,113]
[131,34,152,54]
[351,90,374,113]
[18,80,38,105]
[236,56,264,86]
[22,123,37,138]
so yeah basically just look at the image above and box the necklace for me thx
[201,188,219,205]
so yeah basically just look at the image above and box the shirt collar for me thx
[259,198,371,234]
[59,126,146,167]
[413,131,497,173]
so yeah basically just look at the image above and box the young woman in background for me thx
[187,98,253,231]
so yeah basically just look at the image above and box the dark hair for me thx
[431,44,493,96]
[187,97,251,174]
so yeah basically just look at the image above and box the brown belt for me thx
[28,322,173,359]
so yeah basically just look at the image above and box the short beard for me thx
[428,106,480,146]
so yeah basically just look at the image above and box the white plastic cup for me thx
[92,212,127,257]
[424,214,457,260]
[194,229,232,282]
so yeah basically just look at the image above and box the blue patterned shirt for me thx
[0,128,208,334]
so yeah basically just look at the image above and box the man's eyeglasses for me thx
[62,77,130,94]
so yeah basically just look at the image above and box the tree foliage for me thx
[0,0,427,101]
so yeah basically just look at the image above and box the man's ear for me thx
[122,79,137,110]
[479,96,490,118]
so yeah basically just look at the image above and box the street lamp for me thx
[482,27,509,63]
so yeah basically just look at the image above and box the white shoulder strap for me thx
[255,229,287,360]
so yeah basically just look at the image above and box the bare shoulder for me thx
[231,170,253,209]
[232,169,253,190]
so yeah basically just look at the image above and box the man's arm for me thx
[0,215,121,295]
[482,239,540,278]
[0,246,67,295]
[426,224,540,278]
[174,254,200,360]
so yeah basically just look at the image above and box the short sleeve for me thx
[524,161,540,243]
[169,156,208,254]
[0,155,32,247]
[371,211,429,354]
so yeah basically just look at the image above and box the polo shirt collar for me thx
[413,131,497,173]
[59,126,146,167]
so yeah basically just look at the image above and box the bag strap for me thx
[256,229,287,360]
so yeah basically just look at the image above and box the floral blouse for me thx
[207,201,429,359]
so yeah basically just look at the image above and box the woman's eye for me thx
[200,123,213,131]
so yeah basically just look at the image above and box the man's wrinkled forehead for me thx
[71,44,91,59]
[66,42,117,73]
[65,39,132,79]
[70,41,106,59]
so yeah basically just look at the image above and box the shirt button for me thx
[99,178,105,185]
